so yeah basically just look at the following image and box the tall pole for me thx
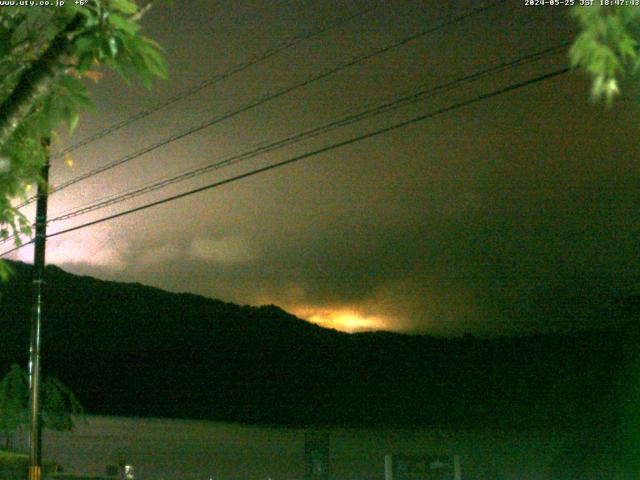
[28,141,49,480]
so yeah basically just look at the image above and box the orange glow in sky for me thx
[292,307,388,333]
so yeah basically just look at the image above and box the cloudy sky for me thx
[7,0,640,335]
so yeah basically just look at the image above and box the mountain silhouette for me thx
[0,260,636,431]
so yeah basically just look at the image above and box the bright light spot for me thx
[293,307,388,333]
[64,153,74,168]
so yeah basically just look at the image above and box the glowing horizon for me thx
[291,306,390,333]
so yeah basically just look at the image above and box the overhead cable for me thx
[47,43,569,224]
[0,66,570,258]
[15,0,506,210]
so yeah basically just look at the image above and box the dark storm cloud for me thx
[26,0,640,335]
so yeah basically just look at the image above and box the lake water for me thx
[41,415,582,480]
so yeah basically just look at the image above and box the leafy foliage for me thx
[0,367,27,442]
[0,0,166,277]
[570,5,640,104]
[0,365,83,451]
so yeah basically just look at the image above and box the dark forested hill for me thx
[0,260,638,431]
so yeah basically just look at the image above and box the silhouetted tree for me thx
[0,1,167,278]
[0,364,83,451]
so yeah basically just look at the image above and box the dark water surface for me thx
[41,415,583,480]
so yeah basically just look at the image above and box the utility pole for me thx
[28,140,49,480]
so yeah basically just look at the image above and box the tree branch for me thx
[0,15,83,150]
[131,0,155,22]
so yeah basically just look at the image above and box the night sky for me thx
[7,0,640,335]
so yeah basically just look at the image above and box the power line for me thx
[46,43,569,224]
[0,66,570,258]
[55,3,380,158]
[13,3,378,211]
[47,41,566,223]
[15,0,506,210]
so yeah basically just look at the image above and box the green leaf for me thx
[59,75,86,94]
[137,68,154,90]
[570,4,640,105]
[68,110,80,133]
[0,0,166,254]
[70,88,94,111]
[77,51,95,72]
[617,36,638,63]
[108,13,140,35]
[140,35,164,51]
[73,3,100,28]
[74,34,100,56]
[110,0,139,15]
[59,99,77,132]
[105,45,135,84]
[138,40,168,79]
